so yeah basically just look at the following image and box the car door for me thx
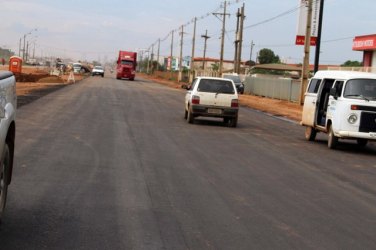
[302,78,322,126]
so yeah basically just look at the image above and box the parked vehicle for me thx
[301,70,376,149]
[0,71,16,223]
[92,66,104,77]
[72,63,82,73]
[116,51,137,80]
[222,73,244,94]
[184,77,239,127]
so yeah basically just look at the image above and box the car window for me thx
[223,75,241,83]
[197,79,235,94]
[191,78,198,90]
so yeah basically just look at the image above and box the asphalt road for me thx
[0,75,375,249]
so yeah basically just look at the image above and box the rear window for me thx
[197,79,235,94]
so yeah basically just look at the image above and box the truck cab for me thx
[116,51,137,81]
[0,71,16,223]
[302,70,376,149]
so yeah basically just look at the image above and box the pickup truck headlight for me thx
[347,114,358,124]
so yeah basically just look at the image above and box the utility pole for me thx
[151,44,154,74]
[314,0,324,73]
[157,38,160,71]
[201,30,210,70]
[213,1,229,75]
[249,40,255,66]
[300,0,313,105]
[236,3,245,74]
[18,38,21,57]
[190,17,197,82]
[146,49,150,74]
[170,30,174,80]
[234,7,240,72]
[178,25,184,82]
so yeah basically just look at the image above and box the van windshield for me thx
[344,79,376,100]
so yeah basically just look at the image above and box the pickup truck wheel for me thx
[0,143,10,223]
[305,127,317,141]
[187,107,194,124]
[328,125,338,149]
[357,139,368,147]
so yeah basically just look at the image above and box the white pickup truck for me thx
[0,71,16,223]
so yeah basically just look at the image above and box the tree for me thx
[258,48,280,64]
[211,62,219,71]
[341,60,362,67]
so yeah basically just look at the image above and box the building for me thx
[192,57,245,72]
[353,34,376,67]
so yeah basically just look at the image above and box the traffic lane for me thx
[0,76,374,249]
[111,77,376,249]
[136,77,376,249]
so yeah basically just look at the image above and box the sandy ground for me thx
[139,73,303,122]
[1,65,86,107]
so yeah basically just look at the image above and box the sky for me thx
[0,0,375,65]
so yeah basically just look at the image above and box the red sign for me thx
[296,35,317,46]
[353,35,376,51]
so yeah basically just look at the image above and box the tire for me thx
[184,109,188,119]
[223,118,229,124]
[328,125,338,149]
[305,127,317,141]
[357,139,368,147]
[187,106,194,124]
[229,116,238,128]
[0,144,10,223]
[130,78,135,81]
[101,74,104,78]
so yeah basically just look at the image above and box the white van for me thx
[301,70,376,149]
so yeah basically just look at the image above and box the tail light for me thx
[192,95,200,104]
[231,99,239,108]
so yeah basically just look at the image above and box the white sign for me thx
[296,0,321,46]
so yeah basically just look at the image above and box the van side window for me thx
[307,79,322,93]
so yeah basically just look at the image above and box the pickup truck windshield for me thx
[197,79,235,94]
[344,79,376,100]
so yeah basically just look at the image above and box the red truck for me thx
[116,51,137,81]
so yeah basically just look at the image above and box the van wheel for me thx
[357,139,368,147]
[305,127,317,141]
[328,125,338,149]
[0,144,10,223]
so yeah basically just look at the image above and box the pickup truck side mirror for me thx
[329,88,338,100]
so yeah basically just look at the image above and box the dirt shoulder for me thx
[0,65,87,107]
[139,73,303,122]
